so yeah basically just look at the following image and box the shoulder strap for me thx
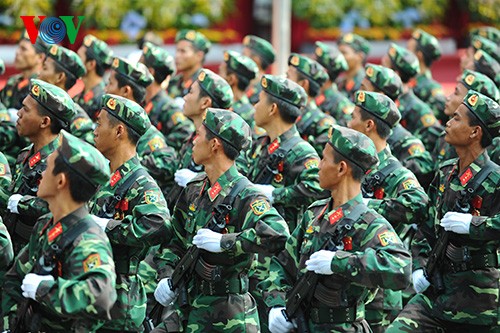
[362,158,403,197]
[466,160,497,193]
[324,203,369,251]
[211,177,251,230]
[274,135,303,157]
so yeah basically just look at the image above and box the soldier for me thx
[75,34,113,120]
[336,33,370,101]
[0,151,12,216]
[313,41,354,127]
[38,44,95,144]
[89,94,171,332]
[140,41,194,152]
[2,130,117,332]
[153,109,289,332]
[388,91,500,332]
[287,53,335,157]
[0,217,13,280]
[262,125,411,333]
[470,26,500,44]
[382,43,443,152]
[461,36,500,72]
[5,79,77,254]
[462,49,500,94]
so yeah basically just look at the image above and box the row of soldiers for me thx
[0,24,498,333]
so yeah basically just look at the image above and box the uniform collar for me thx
[207,165,241,201]
[322,194,363,227]
[455,150,491,186]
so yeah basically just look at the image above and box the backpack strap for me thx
[362,159,403,198]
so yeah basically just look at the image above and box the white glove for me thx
[412,269,430,293]
[91,215,109,231]
[268,307,296,333]
[7,194,23,214]
[174,97,186,110]
[174,168,198,187]
[253,184,275,204]
[154,278,177,306]
[440,212,472,234]
[305,250,336,275]
[21,273,54,300]
[362,198,371,205]
[7,108,19,122]
[192,228,223,253]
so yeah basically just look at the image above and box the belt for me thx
[444,253,498,273]
[195,256,225,281]
[196,275,249,296]
[309,304,364,324]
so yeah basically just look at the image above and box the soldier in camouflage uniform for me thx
[5,79,77,254]
[261,125,411,333]
[287,53,335,157]
[313,41,354,126]
[140,41,195,152]
[335,33,370,101]
[348,91,429,332]
[38,44,95,144]
[75,34,113,120]
[89,94,171,332]
[470,26,500,43]
[0,151,12,217]
[0,217,13,280]
[463,49,500,96]
[153,109,289,333]
[242,35,276,105]
[2,130,117,332]
[388,91,500,332]
[461,35,500,72]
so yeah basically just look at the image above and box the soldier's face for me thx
[38,58,63,86]
[37,150,58,199]
[94,110,116,157]
[360,78,375,92]
[175,41,200,72]
[16,95,45,138]
[254,91,271,127]
[105,71,121,95]
[15,40,42,71]
[286,66,300,83]
[183,81,206,118]
[319,144,340,190]
[192,124,211,165]
[444,82,468,117]
[77,45,87,63]
[339,44,359,70]
[444,104,478,146]
[348,107,368,135]
[460,47,475,71]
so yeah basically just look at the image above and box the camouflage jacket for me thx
[0,107,28,169]
[2,206,116,332]
[0,73,33,110]
[335,68,365,101]
[232,94,256,131]
[73,80,106,121]
[296,100,336,157]
[168,69,201,99]
[413,71,447,124]
[431,131,457,170]
[488,137,500,165]
[246,78,263,105]
[411,151,500,325]
[0,152,12,217]
[0,219,13,281]
[316,84,354,127]
[71,103,95,145]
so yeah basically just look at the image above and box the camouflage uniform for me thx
[389,91,500,332]
[470,50,500,87]
[489,137,500,164]
[0,219,13,280]
[470,26,500,43]
[260,126,411,333]
[0,151,12,217]
[471,36,500,64]
[2,130,117,332]
[0,73,34,110]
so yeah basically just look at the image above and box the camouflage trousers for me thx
[365,308,399,333]
[303,319,372,332]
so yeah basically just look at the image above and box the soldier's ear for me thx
[39,114,51,130]
[57,171,68,190]
[338,160,348,177]
[365,119,376,133]
[470,125,482,139]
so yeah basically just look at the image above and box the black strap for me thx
[362,158,403,198]
[211,177,251,231]
[456,160,498,212]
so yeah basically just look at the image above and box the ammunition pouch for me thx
[309,303,364,324]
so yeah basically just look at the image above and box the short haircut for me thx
[227,68,251,91]
[266,94,301,124]
[85,48,108,77]
[250,50,271,71]
[106,111,141,146]
[466,108,492,148]
[52,61,77,91]
[359,108,392,139]
[52,153,97,202]
[36,103,64,134]
[332,148,365,182]
[115,73,146,105]
[205,127,239,160]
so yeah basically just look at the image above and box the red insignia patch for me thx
[29,152,41,168]
[268,139,280,154]
[342,236,352,250]
[83,90,94,103]
[18,78,29,89]
[110,170,122,187]
[459,168,473,186]
[209,182,222,201]
[315,94,326,106]
[144,101,153,114]
[374,187,385,199]
[48,222,63,243]
[329,208,344,225]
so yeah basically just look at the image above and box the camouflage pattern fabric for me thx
[101,94,151,136]
[246,79,263,105]
[0,219,13,281]
[196,69,234,109]
[242,35,276,66]
[0,73,34,110]
[0,106,28,169]
[488,137,500,164]
[335,67,366,102]
[0,152,12,217]
[45,44,86,79]
[413,71,447,124]
[470,26,500,43]
[111,57,153,88]
[175,29,211,54]
[168,69,201,99]
[74,80,107,120]
[314,41,348,82]
[315,84,354,126]
[232,94,257,132]
[296,100,336,157]
[71,103,96,145]
[338,33,371,55]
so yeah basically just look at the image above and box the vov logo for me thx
[20,16,85,44]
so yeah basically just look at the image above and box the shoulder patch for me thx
[420,114,436,127]
[304,158,319,170]
[402,179,419,190]
[250,199,270,216]
[0,163,6,176]
[148,137,165,151]
[408,143,425,156]
[144,190,160,204]
[319,117,335,127]
[378,230,397,246]
[72,117,87,130]
[83,253,102,272]
[171,112,185,125]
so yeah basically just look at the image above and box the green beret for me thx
[0,59,4,75]
[111,57,153,88]
[314,41,348,81]
[58,130,110,188]
[175,29,211,54]
[364,63,402,101]
[328,125,378,173]
[460,69,499,103]
[470,26,500,44]
[29,79,77,130]
[338,33,371,55]
[242,35,275,65]
[196,68,233,109]
[288,53,329,88]
[46,44,86,79]
[101,94,151,136]
[223,50,258,81]
[388,43,420,78]
[203,108,252,152]
[142,41,175,76]
[462,90,500,140]
[82,34,113,67]
[471,36,500,63]
[473,50,500,85]
[411,29,441,61]
[354,90,401,128]
[260,74,307,110]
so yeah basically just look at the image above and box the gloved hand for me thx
[412,269,430,293]
[91,215,109,231]
[174,168,198,187]
[21,273,54,300]
[7,194,23,214]
[440,212,472,234]
[362,198,371,205]
[253,184,275,204]
[154,278,177,306]
[192,228,223,253]
[268,307,296,333]
[174,97,185,110]
[305,250,336,275]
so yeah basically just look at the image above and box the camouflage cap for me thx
[111,56,153,88]
[175,29,211,54]
[203,108,252,152]
[327,125,378,173]
[338,33,371,55]
[387,43,420,78]
[354,90,401,128]
[142,41,175,76]
[0,58,4,75]
[470,26,500,44]
[46,44,86,79]
[462,90,500,140]
[314,41,348,81]
[460,69,499,103]
[364,63,403,100]
[101,94,151,136]
[242,35,276,65]
[82,34,113,67]
[473,50,500,85]
[411,29,441,61]
[471,36,500,63]
[223,50,258,81]
[58,130,110,188]
[260,74,307,110]
[19,31,49,54]
[29,79,77,130]
[288,53,329,88]
[196,68,233,109]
